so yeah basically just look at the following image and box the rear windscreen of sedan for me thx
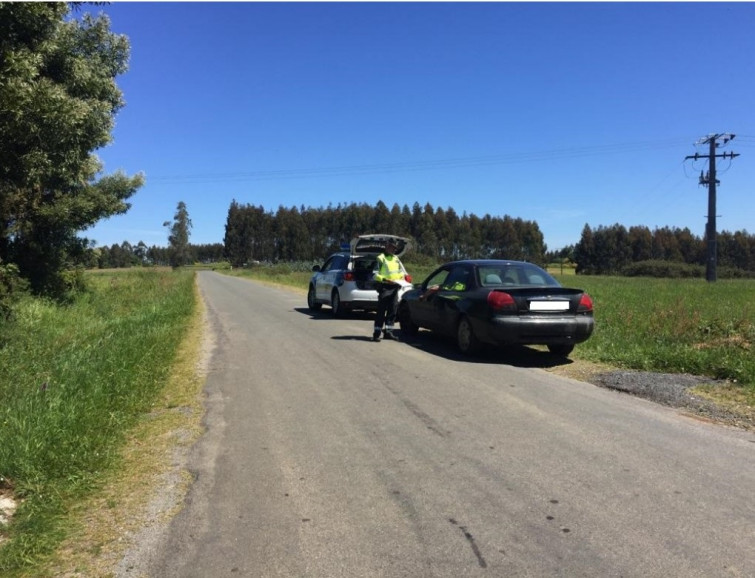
[478,265,560,287]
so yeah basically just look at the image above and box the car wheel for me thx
[547,343,574,356]
[457,316,481,355]
[398,303,419,336]
[307,285,322,311]
[331,290,344,317]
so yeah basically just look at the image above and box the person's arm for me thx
[420,284,440,300]
[373,254,387,283]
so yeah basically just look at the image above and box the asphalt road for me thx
[144,272,755,577]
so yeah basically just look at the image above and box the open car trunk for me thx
[351,234,409,258]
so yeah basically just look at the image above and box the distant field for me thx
[546,263,577,275]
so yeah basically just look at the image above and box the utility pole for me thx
[685,134,739,282]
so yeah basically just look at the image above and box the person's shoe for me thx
[372,331,381,342]
[383,331,397,341]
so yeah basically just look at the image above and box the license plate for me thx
[529,301,569,311]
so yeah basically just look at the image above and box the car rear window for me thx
[478,265,559,287]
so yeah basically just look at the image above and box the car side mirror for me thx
[312,265,321,272]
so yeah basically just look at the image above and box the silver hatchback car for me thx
[307,234,413,316]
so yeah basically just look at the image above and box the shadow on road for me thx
[292,307,572,369]
[392,331,573,368]
[294,307,374,321]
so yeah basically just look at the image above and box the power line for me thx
[148,137,693,184]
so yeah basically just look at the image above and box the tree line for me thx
[95,199,755,280]
[92,241,224,269]
[571,223,755,276]
[222,200,546,267]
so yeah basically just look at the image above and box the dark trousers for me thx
[375,283,399,332]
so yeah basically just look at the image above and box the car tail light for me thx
[487,290,516,311]
[578,293,594,312]
[405,274,412,283]
[343,271,354,281]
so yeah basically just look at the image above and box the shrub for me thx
[716,266,755,279]
[0,261,29,321]
[621,260,703,278]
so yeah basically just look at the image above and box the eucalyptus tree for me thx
[164,202,193,268]
[574,224,597,274]
[628,225,653,262]
[372,200,392,234]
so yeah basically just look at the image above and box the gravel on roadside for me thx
[546,359,754,431]
[592,369,754,430]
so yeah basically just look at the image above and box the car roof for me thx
[351,234,409,258]
[438,259,536,267]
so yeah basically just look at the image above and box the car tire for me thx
[547,343,574,356]
[331,290,344,317]
[307,286,322,311]
[457,316,481,355]
[398,303,419,336]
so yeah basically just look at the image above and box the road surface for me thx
[143,272,755,577]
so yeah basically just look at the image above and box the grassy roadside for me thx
[0,269,198,577]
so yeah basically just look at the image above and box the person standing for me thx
[372,239,406,341]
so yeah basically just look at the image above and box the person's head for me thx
[385,240,397,255]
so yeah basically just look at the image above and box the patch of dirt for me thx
[548,359,755,431]
[0,486,17,546]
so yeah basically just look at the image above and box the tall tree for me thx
[164,202,192,268]
[371,200,392,234]
[574,224,596,274]
[628,226,653,262]
[676,227,702,265]
[0,2,144,295]
[223,200,245,266]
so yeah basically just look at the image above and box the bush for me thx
[621,260,755,279]
[621,260,703,278]
[0,261,29,321]
[716,266,755,279]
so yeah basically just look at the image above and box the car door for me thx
[411,266,451,330]
[431,265,472,335]
[315,255,341,301]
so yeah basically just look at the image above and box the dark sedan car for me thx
[398,260,594,356]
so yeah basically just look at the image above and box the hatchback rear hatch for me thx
[350,234,409,257]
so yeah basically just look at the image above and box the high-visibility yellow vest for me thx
[375,254,403,282]
[443,281,466,291]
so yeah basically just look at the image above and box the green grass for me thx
[555,275,755,384]
[0,269,196,575]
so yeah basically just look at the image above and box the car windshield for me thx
[477,264,560,287]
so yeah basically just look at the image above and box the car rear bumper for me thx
[481,315,594,346]
[341,286,412,310]
[339,287,379,310]
[344,299,378,311]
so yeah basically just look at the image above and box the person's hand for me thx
[420,285,440,300]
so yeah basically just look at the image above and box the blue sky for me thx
[86,2,755,252]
